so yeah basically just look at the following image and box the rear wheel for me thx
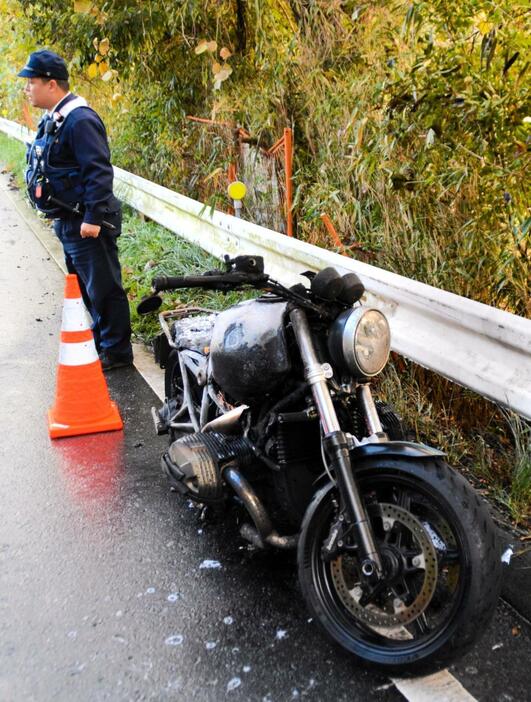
[297,458,501,673]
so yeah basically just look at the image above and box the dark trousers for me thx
[53,212,132,358]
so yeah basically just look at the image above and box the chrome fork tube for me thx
[289,308,382,572]
[289,309,339,434]
[357,384,385,437]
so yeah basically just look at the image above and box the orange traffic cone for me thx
[48,274,123,439]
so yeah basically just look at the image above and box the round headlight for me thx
[328,308,391,377]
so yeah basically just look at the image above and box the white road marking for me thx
[132,341,165,399]
[392,670,477,702]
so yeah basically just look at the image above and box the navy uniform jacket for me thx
[39,93,120,225]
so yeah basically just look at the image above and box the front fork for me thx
[289,308,383,576]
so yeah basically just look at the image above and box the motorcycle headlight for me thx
[328,308,391,378]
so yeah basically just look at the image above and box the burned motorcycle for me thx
[138,255,501,673]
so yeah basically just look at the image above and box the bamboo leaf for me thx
[87,62,98,79]
[98,37,110,56]
[194,40,209,55]
[214,66,233,82]
[74,0,92,12]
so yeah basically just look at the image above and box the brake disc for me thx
[330,503,438,628]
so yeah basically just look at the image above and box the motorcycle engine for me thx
[161,432,253,503]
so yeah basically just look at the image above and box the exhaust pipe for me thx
[222,463,298,550]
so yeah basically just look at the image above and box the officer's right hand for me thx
[80,222,101,238]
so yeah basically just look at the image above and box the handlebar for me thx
[151,271,269,293]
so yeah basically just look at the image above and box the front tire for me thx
[297,458,501,674]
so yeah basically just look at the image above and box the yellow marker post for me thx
[227,181,247,218]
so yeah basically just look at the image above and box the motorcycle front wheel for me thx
[297,457,501,674]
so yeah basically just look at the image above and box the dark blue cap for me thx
[18,50,69,80]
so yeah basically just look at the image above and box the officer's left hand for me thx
[80,223,101,238]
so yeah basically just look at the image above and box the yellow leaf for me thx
[219,47,232,60]
[93,37,99,51]
[87,62,98,79]
[95,53,103,63]
[215,66,233,82]
[98,61,109,75]
[74,0,92,12]
[195,40,209,55]
[212,62,222,75]
[478,20,493,34]
[99,38,110,56]
[206,41,217,53]
[101,70,113,82]
[91,8,108,24]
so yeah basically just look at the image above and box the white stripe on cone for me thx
[59,340,99,366]
[61,298,91,332]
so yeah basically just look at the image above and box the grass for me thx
[0,132,26,182]
[1,130,528,528]
[118,208,257,343]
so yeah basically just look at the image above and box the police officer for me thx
[19,49,133,371]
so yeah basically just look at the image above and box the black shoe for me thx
[99,351,134,371]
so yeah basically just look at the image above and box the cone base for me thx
[48,402,123,439]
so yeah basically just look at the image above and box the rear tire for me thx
[297,458,501,674]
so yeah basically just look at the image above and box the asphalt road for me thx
[0,174,530,701]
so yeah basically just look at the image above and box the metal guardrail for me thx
[2,117,530,419]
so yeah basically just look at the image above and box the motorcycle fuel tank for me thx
[210,299,291,403]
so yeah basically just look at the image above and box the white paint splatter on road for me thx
[227,677,241,692]
[200,560,222,569]
[165,634,184,646]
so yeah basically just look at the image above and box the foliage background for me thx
[0,0,529,523]
[1,0,529,314]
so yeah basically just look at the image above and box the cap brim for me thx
[18,67,40,77]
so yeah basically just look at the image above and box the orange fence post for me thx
[22,102,35,131]
[320,213,343,248]
[227,163,237,184]
[283,127,294,237]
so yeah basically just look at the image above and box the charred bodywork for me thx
[210,299,291,404]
